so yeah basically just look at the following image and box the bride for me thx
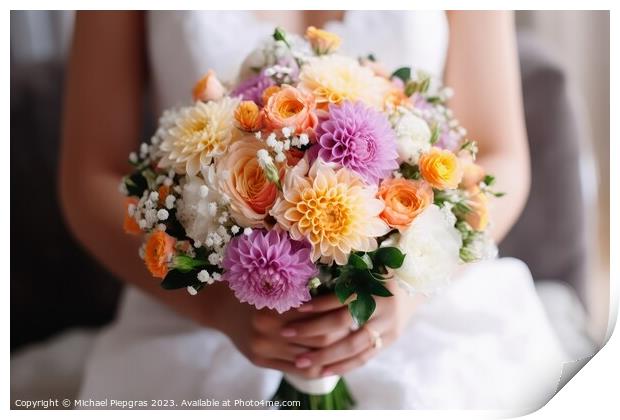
[60,10,568,409]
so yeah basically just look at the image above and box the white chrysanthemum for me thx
[176,165,227,245]
[390,107,432,164]
[158,97,240,176]
[385,204,462,294]
[299,55,390,109]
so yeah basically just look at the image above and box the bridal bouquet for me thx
[121,26,500,409]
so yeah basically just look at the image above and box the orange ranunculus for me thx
[234,101,263,132]
[192,70,225,102]
[465,186,489,231]
[144,231,176,279]
[123,197,142,235]
[460,159,485,189]
[216,135,281,227]
[384,87,410,108]
[305,26,341,54]
[419,148,464,190]
[378,178,434,231]
[262,85,318,134]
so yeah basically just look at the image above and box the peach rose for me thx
[216,136,281,227]
[192,70,225,102]
[234,101,263,132]
[419,147,463,190]
[464,187,489,231]
[144,231,176,279]
[460,159,485,189]
[305,26,341,54]
[378,178,434,231]
[123,197,142,235]
[262,85,318,134]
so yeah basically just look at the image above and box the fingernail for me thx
[281,328,296,337]
[296,358,312,368]
[297,305,313,312]
[322,369,335,377]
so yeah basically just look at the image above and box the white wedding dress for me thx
[78,11,569,410]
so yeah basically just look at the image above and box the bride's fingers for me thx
[252,356,321,378]
[285,329,349,348]
[250,335,310,362]
[296,294,347,314]
[293,325,377,368]
[281,307,352,338]
[320,346,378,377]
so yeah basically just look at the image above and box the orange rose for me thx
[216,135,282,227]
[465,187,489,231]
[262,85,318,134]
[419,148,463,190]
[234,101,263,132]
[305,26,341,54]
[192,70,225,102]
[144,231,176,279]
[123,197,142,235]
[378,178,434,231]
[261,85,281,105]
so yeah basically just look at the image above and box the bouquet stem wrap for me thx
[272,374,355,410]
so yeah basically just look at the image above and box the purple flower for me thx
[314,101,398,184]
[222,229,318,313]
[231,72,274,106]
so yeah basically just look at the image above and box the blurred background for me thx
[10,10,610,405]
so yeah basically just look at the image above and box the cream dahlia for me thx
[159,97,240,176]
[298,55,390,110]
[270,158,390,265]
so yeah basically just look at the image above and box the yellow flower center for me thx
[296,186,352,245]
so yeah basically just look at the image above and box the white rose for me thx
[176,166,226,245]
[385,204,462,294]
[391,108,431,164]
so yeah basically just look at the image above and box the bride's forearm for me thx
[476,153,530,243]
[58,171,237,331]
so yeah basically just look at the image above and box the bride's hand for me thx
[285,280,426,377]
[222,297,347,378]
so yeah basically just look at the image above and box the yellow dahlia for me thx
[299,55,390,110]
[159,97,240,176]
[270,158,390,265]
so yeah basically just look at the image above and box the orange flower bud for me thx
[144,231,176,279]
[123,197,142,235]
[419,148,463,190]
[192,70,225,102]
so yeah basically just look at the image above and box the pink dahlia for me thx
[222,229,318,313]
[314,101,399,184]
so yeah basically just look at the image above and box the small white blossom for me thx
[298,133,310,145]
[157,209,169,221]
[139,219,147,229]
[165,195,176,209]
[255,131,262,140]
[127,204,136,216]
[129,152,138,163]
[231,225,240,234]
[283,139,291,150]
[266,133,277,148]
[208,253,221,265]
[282,126,292,138]
[275,152,286,163]
[149,191,159,202]
[163,178,173,187]
[273,141,284,153]
[199,185,209,198]
[187,286,198,296]
[157,223,167,231]
[243,227,253,236]
[207,202,217,217]
[211,272,222,281]
[198,270,213,284]
[194,240,202,248]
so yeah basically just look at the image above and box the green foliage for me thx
[391,67,411,83]
[331,248,405,326]
[399,162,420,180]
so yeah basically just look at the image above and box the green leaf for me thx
[348,293,376,326]
[335,279,356,304]
[367,279,393,297]
[124,171,148,197]
[391,67,411,83]
[160,269,196,290]
[348,253,368,270]
[483,175,496,186]
[367,53,376,62]
[429,123,440,145]
[400,162,420,180]
[372,247,406,269]
[172,255,208,273]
